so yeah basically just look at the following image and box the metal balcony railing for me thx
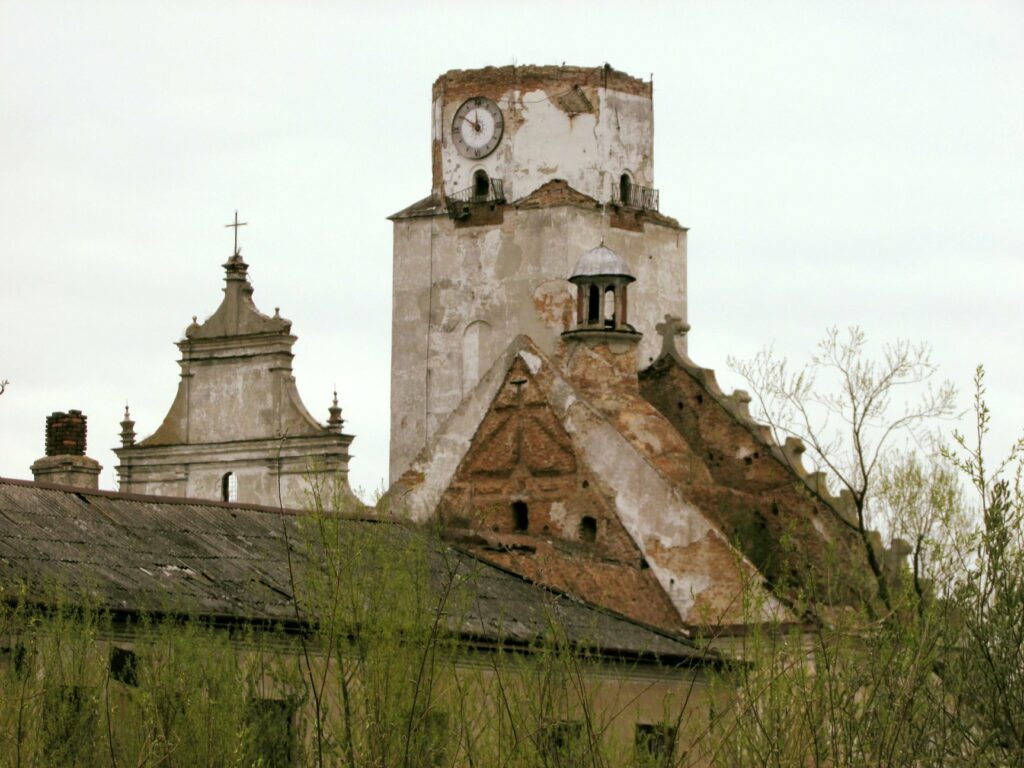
[445,178,506,219]
[611,182,659,212]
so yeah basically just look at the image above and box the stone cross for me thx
[655,314,690,360]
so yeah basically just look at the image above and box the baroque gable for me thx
[114,252,354,510]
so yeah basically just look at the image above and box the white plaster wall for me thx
[120,441,350,510]
[436,87,653,202]
[389,205,687,482]
[183,359,278,443]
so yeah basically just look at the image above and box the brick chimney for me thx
[31,410,102,490]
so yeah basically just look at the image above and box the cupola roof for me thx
[569,243,635,284]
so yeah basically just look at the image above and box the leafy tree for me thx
[941,366,1024,764]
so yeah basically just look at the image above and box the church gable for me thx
[114,247,354,510]
[440,356,643,567]
[395,335,793,630]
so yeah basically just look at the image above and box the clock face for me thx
[452,97,504,159]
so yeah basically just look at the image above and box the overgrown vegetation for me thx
[711,335,1024,767]
[0,494,708,767]
[2,329,1021,766]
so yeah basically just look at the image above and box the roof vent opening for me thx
[579,516,597,543]
[512,501,529,533]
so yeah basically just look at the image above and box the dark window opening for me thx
[43,686,97,763]
[109,646,138,687]
[418,710,450,767]
[620,173,632,204]
[245,698,296,768]
[512,501,529,532]
[579,516,597,543]
[587,285,601,325]
[635,723,677,765]
[1,643,28,676]
[221,471,237,503]
[473,169,490,199]
[540,720,583,762]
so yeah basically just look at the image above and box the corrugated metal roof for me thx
[0,478,707,663]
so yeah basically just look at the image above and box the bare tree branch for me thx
[729,326,957,611]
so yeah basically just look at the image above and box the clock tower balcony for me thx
[444,177,506,220]
[611,180,659,212]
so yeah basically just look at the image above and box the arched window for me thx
[587,285,601,325]
[512,501,529,532]
[604,287,616,327]
[619,173,632,205]
[473,169,490,200]
[579,516,597,543]
[221,472,238,503]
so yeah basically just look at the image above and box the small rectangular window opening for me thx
[540,720,583,762]
[635,723,677,765]
[109,646,138,686]
[43,686,97,762]
[246,698,296,768]
[512,500,529,532]
[222,471,238,502]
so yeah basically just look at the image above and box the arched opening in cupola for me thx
[587,285,601,325]
[579,516,597,543]
[604,287,616,327]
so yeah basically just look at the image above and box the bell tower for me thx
[389,64,688,482]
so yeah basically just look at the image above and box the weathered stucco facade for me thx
[115,253,354,509]
[391,65,687,482]
[387,66,888,635]
[432,65,655,203]
[391,312,884,634]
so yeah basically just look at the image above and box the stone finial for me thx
[120,404,136,448]
[327,388,344,433]
[655,314,690,360]
[223,252,249,282]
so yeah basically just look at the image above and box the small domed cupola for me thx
[566,243,639,335]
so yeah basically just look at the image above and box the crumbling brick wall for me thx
[639,357,881,610]
[438,356,681,630]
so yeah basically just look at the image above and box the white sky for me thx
[1,1,1021,499]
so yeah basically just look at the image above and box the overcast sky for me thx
[1,1,1021,499]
